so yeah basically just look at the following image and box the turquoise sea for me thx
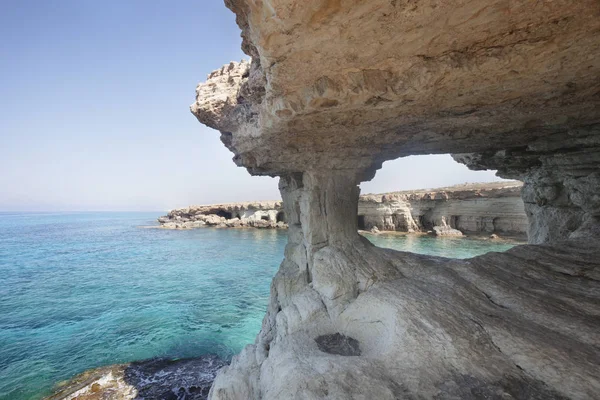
[0,212,518,400]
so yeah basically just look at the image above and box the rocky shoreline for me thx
[158,181,526,238]
[158,200,287,230]
[45,356,227,400]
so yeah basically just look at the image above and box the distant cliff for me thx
[159,181,526,237]
[159,201,286,229]
[359,181,526,237]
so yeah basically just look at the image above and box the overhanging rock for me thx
[190,1,600,399]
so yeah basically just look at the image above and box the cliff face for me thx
[358,181,526,236]
[191,1,600,399]
[159,201,286,229]
[454,136,600,243]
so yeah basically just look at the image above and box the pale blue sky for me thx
[0,1,504,211]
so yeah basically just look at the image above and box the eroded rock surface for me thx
[315,333,361,357]
[159,201,286,230]
[207,174,599,400]
[359,181,526,236]
[189,1,600,399]
[454,131,600,244]
[193,0,600,178]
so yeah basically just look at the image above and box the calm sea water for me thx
[0,212,518,400]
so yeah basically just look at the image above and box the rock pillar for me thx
[210,170,404,399]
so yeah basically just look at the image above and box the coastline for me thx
[45,356,227,400]
[158,181,527,238]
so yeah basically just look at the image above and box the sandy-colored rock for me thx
[159,201,286,230]
[188,2,600,399]
[432,217,464,237]
[193,0,600,178]
[358,181,526,237]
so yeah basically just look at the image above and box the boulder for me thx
[433,225,464,237]
[225,218,242,228]
[204,215,225,226]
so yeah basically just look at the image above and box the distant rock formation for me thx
[359,181,526,237]
[158,201,286,230]
[159,182,526,237]
[432,216,464,237]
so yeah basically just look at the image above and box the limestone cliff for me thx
[191,1,600,399]
[359,181,526,236]
[454,136,600,243]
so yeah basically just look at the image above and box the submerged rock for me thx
[45,356,227,400]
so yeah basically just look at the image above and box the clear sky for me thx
[0,0,504,211]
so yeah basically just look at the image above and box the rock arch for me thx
[191,2,600,398]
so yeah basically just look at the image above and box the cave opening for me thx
[216,210,233,219]
[419,215,433,231]
[450,215,460,229]
[357,215,366,230]
[261,215,270,221]
[360,155,508,196]
[276,211,286,223]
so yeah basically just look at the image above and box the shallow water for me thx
[0,212,519,400]
[366,232,517,259]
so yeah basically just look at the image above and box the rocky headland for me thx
[158,201,287,230]
[188,1,600,399]
[159,181,526,238]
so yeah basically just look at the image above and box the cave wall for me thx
[454,126,600,244]
[359,194,527,236]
